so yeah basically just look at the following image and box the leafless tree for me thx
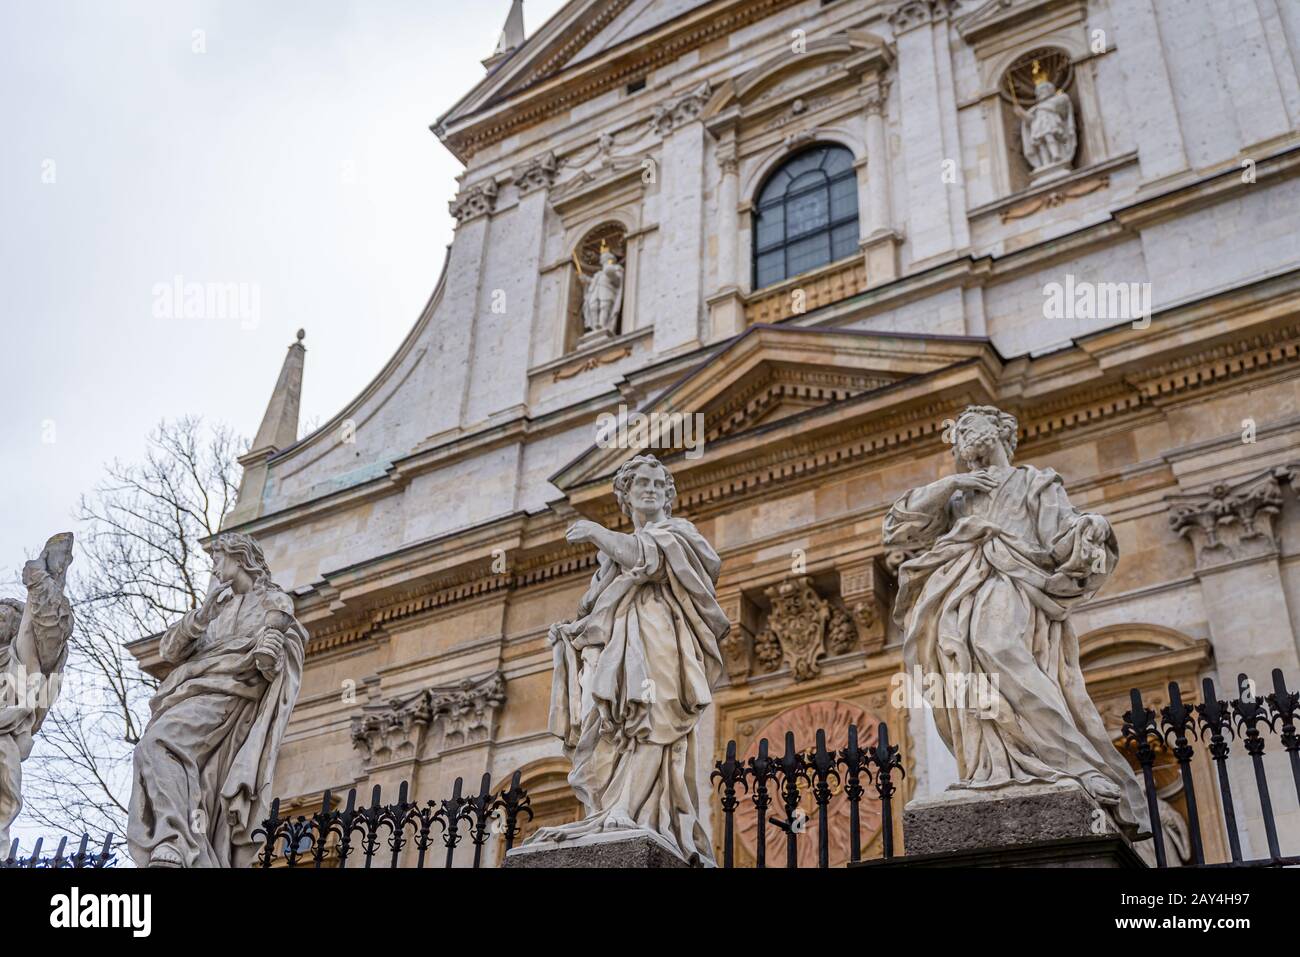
[17,417,244,843]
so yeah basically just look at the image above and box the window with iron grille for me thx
[752,144,859,290]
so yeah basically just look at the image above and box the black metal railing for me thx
[1123,667,1300,868]
[253,770,534,868]
[1,832,116,869]
[711,721,904,869]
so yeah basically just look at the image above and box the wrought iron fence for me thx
[1,832,116,869]
[711,667,1300,869]
[1123,667,1300,868]
[711,722,904,868]
[253,770,533,868]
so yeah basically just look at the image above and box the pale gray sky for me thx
[0,0,568,580]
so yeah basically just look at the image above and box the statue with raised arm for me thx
[1011,61,1077,178]
[0,533,75,852]
[527,454,728,864]
[573,239,625,335]
[127,532,305,868]
[883,405,1147,836]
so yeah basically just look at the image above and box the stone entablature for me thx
[350,671,506,768]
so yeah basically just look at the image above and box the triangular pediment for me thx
[552,325,1003,502]
[435,0,811,163]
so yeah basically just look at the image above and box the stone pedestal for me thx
[503,831,695,869]
[895,780,1144,867]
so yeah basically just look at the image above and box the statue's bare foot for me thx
[148,844,183,868]
[1082,772,1120,805]
[600,810,639,832]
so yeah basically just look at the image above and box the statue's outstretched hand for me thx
[566,520,604,545]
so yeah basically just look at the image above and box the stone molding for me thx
[1167,466,1295,569]
[350,671,506,766]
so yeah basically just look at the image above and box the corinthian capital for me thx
[513,150,558,194]
[1167,467,1293,568]
[448,178,499,224]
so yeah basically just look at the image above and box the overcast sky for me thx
[0,0,569,582]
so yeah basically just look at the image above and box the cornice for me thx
[436,0,809,163]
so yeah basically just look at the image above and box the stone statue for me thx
[883,405,1147,836]
[573,240,624,336]
[528,454,728,864]
[0,533,74,851]
[1011,61,1077,180]
[127,532,305,868]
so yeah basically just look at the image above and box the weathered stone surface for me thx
[903,780,1123,856]
[503,831,694,869]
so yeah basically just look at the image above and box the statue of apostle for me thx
[1012,61,1077,175]
[128,532,305,868]
[529,454,729,864]
[0,532,75,851]
[574,240,625,335]
[884,405,1147,836]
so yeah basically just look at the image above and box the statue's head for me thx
[953,405,1018,470]
[0,598,24,651]
[1034,80,1056,101]
[613,454,676,523]
[209,532,272,591]
[600,250,618,268]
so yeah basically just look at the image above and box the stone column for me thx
[857,79,901,286]
[706,132,746,340]
[1167,467,1300,859]
[430,179,497,439]
[1111,0,1188,184]
[890,0,968,266]
[654,82,712,354]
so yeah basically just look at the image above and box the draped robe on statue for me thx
[128,582,304,868]
[535,518,728,863]
[0,564,72,851]
[884,464,1148,836]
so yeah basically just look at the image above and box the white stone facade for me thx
[166,0,1300,865]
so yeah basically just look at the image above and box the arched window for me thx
[752,144,858,290]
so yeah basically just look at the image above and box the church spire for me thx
[226,330,306,528]
[483,0,525,70]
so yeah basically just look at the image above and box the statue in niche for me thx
[528,454,728,864]
[128,532,305,868]
[1010,59,1077,180]
[883,405,1147,837]
[573,237,625,336]
[0,533,75,852]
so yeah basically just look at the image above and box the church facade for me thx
[133,0,1300,865]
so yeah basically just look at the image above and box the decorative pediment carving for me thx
[1167,467,1294,569]
[350,671,506,767]
[551,325,1000,499]
[751,576,861,682]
